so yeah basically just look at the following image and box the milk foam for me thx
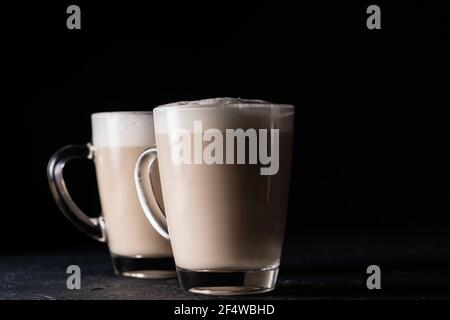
[154,98,295,134]
[156,98,271,109]
[92,112,155,148]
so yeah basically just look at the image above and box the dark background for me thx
[16,1,450,259]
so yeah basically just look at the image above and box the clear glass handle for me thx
[47,143,106,242]
[134,146,170,240]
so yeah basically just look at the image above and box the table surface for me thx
[1,231,450,300]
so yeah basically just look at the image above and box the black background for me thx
[16,1,450,258]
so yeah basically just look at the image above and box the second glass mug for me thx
[47,111,175,278]
[135,98,295,295]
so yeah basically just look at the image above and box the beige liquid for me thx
[94,146,172,257]
[156,133,293,270]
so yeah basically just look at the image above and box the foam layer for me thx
[154,98,295,134]
[91,112,155,148]
[155,97,294,110]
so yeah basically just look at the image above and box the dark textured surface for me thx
[1,229,450,300]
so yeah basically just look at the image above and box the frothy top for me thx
[154,98,295,134]
[155,97,294,111]
[91,112,155,148]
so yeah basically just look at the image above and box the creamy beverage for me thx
[94,146,169,257]
[92,113,171,258]
[135,98,294,294]
[156,133,292,270]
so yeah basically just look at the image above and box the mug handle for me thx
[47,143,106,242]
[134,146,170,240]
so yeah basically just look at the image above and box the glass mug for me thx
[135,98,294,295]
[48,111,175,278]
